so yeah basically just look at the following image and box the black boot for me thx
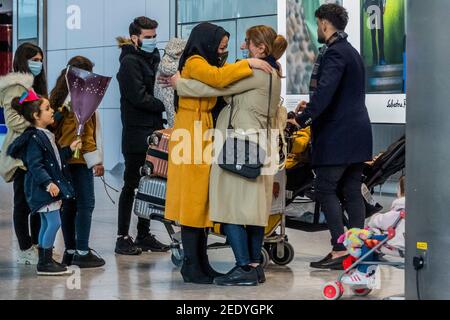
[37,247,68,276]
[198,229,224,278]
[180,226,213,284]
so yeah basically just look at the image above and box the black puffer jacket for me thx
[117,37,165,154]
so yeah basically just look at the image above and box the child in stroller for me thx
[321,176,405,300]
[340,176,405,288]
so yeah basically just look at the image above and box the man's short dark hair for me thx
[129,16,158,37]
[315,4,349,31]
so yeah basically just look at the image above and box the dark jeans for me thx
[60,164,95,251]
[314,163,366,252]
[13,168,40,250]
[117,153,150,238]
[223,224,265,267]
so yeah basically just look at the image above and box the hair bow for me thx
[19,89,40,104]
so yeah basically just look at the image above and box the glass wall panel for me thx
[177,0,277,63]
[18,0,37,41]
[178,0,277,23]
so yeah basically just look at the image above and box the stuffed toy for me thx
[338,228,374,258]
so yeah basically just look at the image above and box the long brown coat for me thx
[175,69,282,226]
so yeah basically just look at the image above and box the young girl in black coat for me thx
[8,89,81,276]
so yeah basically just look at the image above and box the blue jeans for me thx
[223,224,265,267]
[38,210,61,249]
[60,164,95,251]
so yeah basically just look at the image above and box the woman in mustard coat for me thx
[164,22,272,284]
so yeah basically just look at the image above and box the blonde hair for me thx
[246,25,288,61]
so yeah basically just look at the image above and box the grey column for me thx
[406,0,450,300]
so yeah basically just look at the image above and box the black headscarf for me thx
[175,22,230,113]
[178,22,230,72]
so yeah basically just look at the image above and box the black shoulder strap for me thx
[227,96,235,130]
[227,72,273,132]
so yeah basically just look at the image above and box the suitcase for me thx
[133,176,167,220]
[145,129,172,178]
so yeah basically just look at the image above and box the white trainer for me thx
[17,246,39,265]
[341,269,376,288]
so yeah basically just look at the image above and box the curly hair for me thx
[315,3,349,31]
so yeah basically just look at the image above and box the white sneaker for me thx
[341,269,375,288]
[17,246,39,265]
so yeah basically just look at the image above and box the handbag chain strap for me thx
[227,72,274,135]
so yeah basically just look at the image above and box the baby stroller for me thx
[321,211,406,300]
[134,130,295,269]
[283,127,405,232]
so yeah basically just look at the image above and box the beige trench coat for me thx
[175,69,281,227]
[0,73,34,183]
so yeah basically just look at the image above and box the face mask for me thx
[217,51,229,67]
[141,38,157,53]
[28,60,43,76]
[241,49,249,59]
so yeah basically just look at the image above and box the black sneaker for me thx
[115,236,142,255]
[134,234,170,253]
[62,250,75,266]
[214,266,258,286]
[72,249,105,269]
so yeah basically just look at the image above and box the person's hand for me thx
[47,183,60,197]
[158,72,180,88]
[287,118,300,128]
[93,164,105,177]
[169,71,181,88]
[70,139,82,152]
[157,74,172,87]
[246,58,273,74]
[296,100,308,113]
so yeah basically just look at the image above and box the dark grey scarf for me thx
[309,31,348,98]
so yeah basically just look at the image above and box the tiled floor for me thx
[0,171,404,300]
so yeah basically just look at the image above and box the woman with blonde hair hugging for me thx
[173,25,288,286]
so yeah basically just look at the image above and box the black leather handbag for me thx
[218,74,273,179]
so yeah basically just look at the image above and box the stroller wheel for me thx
[171,249,184,267]
[351,287,372,297]
[263,243,273,259]
[271,242,295,266]
[260,247,270,269]
[322,281,344,301]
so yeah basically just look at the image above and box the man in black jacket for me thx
[116,16,169,255]
[289,4,373,270]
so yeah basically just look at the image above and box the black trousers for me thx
[117,153,150,237]
[314,163,366,252]
[13,168,40,250]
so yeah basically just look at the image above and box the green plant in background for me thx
[361,0,406,67]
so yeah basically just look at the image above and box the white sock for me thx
[67,250,76,254]
[77,250,89,256]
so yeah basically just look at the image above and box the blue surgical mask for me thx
[141,38,157,53]
[241,49,249,59]
[28,60,43,76]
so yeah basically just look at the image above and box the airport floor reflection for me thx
[0,171,404,300]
